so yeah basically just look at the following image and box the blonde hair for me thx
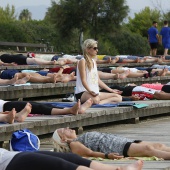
[52,129,71,153]
[82,39,98,71]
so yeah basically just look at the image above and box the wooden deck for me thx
[0,100,170,144]
[1,100,170,169]
[1,76,170,100]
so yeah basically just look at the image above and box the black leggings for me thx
[3,101,55,115]
[6,151,91,170]
[0,54,27,65]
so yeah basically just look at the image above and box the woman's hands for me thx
[108,153,124,159]
[110,89,122,94]
[89,91,99,97]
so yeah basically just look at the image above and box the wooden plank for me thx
[0,76,170,100]
[0,100,170,143]
[0,41,47,48]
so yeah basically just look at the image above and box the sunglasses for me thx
[93,47,98,50]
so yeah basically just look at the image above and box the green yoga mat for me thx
[133,103,149,109]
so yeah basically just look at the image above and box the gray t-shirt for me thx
[0,148,19,170]
[74,132,135,156]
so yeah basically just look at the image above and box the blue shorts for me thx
[103,56,123,62]
[51,55,61,61]
[0,70,20,79]
[37,71,48,76]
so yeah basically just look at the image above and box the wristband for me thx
[105,153,109,159]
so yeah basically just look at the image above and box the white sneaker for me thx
[62,94,74,102]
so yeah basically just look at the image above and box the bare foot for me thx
[157,56,163,63]
[119,70,130,79]
[120,160,143,170]
[51,73,62,83]
[70,100,81,115]
[114,73,120,80]
[15,103,32,122]
[61,72,75,83]
[15,75,30,84]
[78,98,93,114]
[10,75,18,84]
[111,56,119,64]
[106,57,111,63]
[137,57,146,63]
[54,74,63,83]
[159,68,169,76]
[2,108,16,124]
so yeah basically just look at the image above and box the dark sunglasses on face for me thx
[93,47,98,50]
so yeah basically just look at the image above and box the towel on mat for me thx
[88,156,163,161]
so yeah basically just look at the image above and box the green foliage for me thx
[0,4,16,22]
[0,20,58,51]
[97,37,119,55]
[19,9,32,21]
[0,21,26,42]
[45,0,129,40]
[110,30,150,55]
[126,7,161,37]
[2,2,165,55]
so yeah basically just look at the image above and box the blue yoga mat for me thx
[41,102,135,108]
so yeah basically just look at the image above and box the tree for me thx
[19,9,32,21]
[45,0,129,39]
[126,7,161,37]
[110,30,150,55]
[0,4,16,22]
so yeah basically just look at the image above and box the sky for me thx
[0,0,170,20]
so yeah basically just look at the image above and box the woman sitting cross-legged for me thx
[52,127,170,160]
[75,39,122,104]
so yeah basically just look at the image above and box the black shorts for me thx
[0,54,27,65]
[75,91,85,101]
[150,43,158,49]
[123,140,142,157]
[98,68,112,73]
[3,101,54,115]
[162,85,170,93]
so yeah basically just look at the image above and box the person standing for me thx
[148,21,159,56]
[160,20,170,56]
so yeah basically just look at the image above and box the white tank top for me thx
[75,58,99,94]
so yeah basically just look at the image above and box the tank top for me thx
[75,58,99,94]
[73,132,134,156]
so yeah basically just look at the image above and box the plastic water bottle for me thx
[74,87,77,102]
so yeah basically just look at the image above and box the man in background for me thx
[148,21,159,56]
[160,20,170,56]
